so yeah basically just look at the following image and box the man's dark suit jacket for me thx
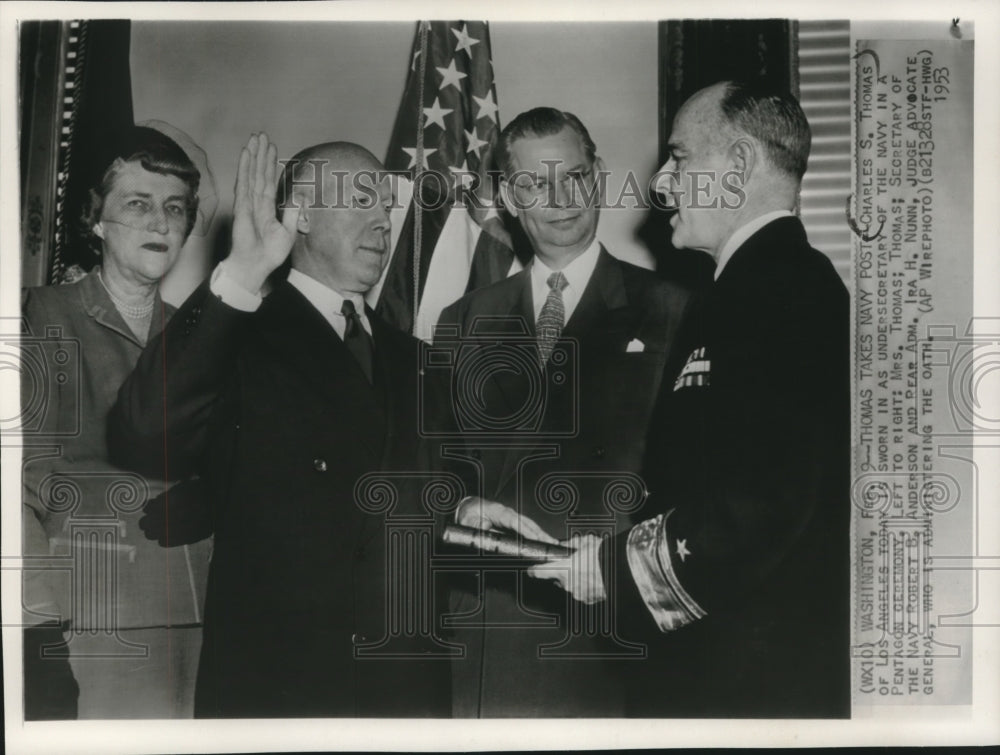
[434,248,690,716]
[108,280,450,717]
[603,216,851,718]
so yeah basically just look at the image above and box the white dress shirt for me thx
[529,237,602,323]
[210,262,372,338]
[286,269,372,338]
[714,210,793,280]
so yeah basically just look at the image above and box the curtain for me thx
[19,20,134,287]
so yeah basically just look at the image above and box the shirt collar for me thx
[530,236,602,294]
[714,210,793,280]
[287,268,366,318]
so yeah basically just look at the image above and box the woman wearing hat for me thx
[22,125,214,719]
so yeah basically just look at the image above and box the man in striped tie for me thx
[434,108,690,716]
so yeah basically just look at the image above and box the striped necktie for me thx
[536,271,568,366]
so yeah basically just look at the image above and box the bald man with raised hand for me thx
[109,135,451,717]
[525,82,851,717]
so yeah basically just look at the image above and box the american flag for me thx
[370,21,519,341]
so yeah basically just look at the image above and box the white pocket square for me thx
[626,338,645,353]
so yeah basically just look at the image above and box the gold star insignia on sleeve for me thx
[676,538,691,562]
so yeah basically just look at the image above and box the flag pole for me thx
[412,21,430,334]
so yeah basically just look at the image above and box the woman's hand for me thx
[225,132,301,294]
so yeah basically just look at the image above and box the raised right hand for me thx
[226,132,301,294]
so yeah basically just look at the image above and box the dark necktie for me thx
[536,271,568,366]
[341,299,374,383]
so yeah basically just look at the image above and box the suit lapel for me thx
[369,311,409,467]
[516,271,536,337]
[358,313,430,549]
[480,274,538,497]
[492,251,632,496]
[483,272,537,420]
[562,247,627,339]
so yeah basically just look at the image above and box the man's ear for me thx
[92,223,105,240]
[499,179,518,219]
[291,191,310,233]
[594,156,607,203]
[730,138,757,183]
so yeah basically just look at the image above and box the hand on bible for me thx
[456,496,558,544]
[527,533,607,605]
[226,132,300,293]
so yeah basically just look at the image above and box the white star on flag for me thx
[452,24,480,55]
[482,204,500,222]
[473,91,499,123]
[436,59,467,92]
[676,539,691,563]
[423,97,453,130]
[449,162,475,189]
[402,146,438,170]
[381,22,516,342]
[465,127,489,156]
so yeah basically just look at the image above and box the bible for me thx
[442,524,574,562]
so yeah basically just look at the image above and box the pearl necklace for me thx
[98,271,154,320]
